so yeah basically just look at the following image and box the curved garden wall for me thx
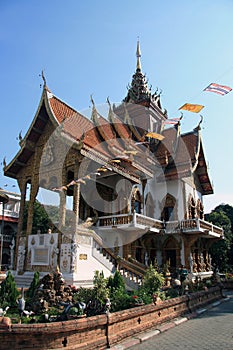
[0,286,222,350]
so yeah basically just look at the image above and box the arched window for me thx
[161,194,176,221]
[162,236,180,270]
[145,192,154,218]
[131,187,142,214]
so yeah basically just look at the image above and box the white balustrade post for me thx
[133,211,137,225]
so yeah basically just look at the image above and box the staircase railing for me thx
[91,232,146,286]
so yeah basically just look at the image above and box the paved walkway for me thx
[111,291,233,350]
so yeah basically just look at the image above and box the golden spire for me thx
[136,38,141,71]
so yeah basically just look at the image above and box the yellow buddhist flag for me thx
[97,168,108,172]
[145,132,164,141]
[179,103,204,113]
[123,150,138,155]
[110,159,121,163]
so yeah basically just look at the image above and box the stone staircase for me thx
[13,271,48,288]
[92,235,146,290]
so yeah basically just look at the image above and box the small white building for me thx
[0,188,20,269]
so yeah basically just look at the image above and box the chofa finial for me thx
[39,70,47,87]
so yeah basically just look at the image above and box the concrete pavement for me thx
[110,290,233,350]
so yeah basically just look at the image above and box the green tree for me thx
[23,200,52,234]
[26,271,40,299]
[93,270,109,304]
[212,204,233,267]
[106,270,131,312]
[44,204,60,226]
[107,270,125,293]
[213,204,233,229]
[141,264,164,296]
[0,271,19,307]
[205,206,232,272]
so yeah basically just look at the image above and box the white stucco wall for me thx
[144,171,204,221]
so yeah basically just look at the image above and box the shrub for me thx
[110,288,131,312]
[93,270,109,304]
[165,288,179,299]
[0,271,19,307]
[73,287,96,304]
[136,288,153,304]
[27,271,40,299]
[142,264,165,296]
[107,270,125,293]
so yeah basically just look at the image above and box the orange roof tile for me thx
[49,95,78,123]
[4,86,213,194]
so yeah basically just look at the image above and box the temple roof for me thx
[124,41,163,112]
[155,124,213,194]
[4,56,213,195]
[4,83,155,182]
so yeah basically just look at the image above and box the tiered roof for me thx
[124,41,163,112]
[4,44,213,195]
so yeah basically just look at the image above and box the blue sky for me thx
[0,0,233,212]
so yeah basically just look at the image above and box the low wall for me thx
[222,279,233,290]
[0,286,222,350]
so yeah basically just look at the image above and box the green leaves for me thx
[23,200,52,234]
[141,264,165,296]
[27,271,40,299]
[0,271,19,307]
[206,204,233,272]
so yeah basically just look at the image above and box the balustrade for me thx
[199,219,223,236]
[98,214,223,237]
[135,213,163,229]
[180,219,198,230]
[165,221,180,233]
[98,213,163,230]
[98,214,132,227]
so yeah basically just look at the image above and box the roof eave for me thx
[4,85,60,178]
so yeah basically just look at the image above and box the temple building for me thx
[0,188,20,269]
[4,42,223,287]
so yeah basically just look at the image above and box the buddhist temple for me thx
[4,41,223,287]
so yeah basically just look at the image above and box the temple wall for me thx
[150,178,184,220]
[0,286,222,350]
[16,232,114,285]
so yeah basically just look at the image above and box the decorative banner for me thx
[179,103,204,113]
[203,83,232,96]
[123,150,138,155]
[145,132,165,140]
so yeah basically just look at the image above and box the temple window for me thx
[161,194,176,221]
[145,192,154,218]
[131,187,142,214]
[164,206,174,221]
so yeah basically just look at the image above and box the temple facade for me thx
[4,42,223,287]
[0,188,20,270]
